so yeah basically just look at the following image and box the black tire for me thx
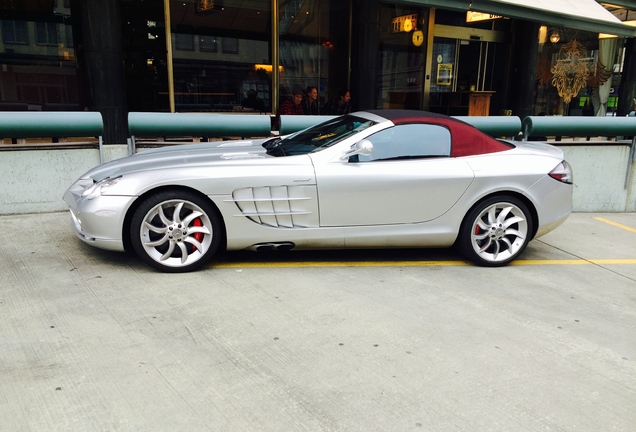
[457,195,533,267]
[130,190,222,272]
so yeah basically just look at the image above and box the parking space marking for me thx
[595,217,636,233]
[212,260,470,268]
[512,259,636,265]
[211,259,636,268]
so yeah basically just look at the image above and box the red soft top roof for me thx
[364,109,511,157]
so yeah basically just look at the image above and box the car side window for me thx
[356,124,451,162]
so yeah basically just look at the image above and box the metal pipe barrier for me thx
[523,116,636,188]
[128,112,272,154]
[0,111,105,161]
[522,116,636,139]
[279,115,337,135]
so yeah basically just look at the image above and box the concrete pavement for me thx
[1,212,635,431]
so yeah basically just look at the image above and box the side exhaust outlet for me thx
[249,242,295,252]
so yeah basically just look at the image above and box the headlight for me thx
[81,176,122,200]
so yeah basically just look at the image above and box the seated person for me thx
[279,85,304,115]
[303,86,320,115]
[321,89,351,115]
[241,89,266,112]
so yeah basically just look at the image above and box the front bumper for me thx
[63,185,136,252]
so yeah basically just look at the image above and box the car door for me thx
[313,123,475,227]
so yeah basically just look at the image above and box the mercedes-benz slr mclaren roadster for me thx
[63,110,573,272]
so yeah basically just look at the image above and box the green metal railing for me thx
[523,115,636,188]
[0,111,103,138]
[127,112,272,153]
[278,115,337,135]
[522,116,636,139]
[0,111,105,160]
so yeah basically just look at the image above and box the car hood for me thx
[83,138,272,180]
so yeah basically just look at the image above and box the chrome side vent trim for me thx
[226,186,316,228]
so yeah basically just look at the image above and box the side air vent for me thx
[227,186,318,228]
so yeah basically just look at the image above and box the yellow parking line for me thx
[595,217,636,233]
[512,259,636,265]
[212,260,470,268]
[211,259,636,268]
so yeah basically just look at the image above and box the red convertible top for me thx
[365,110,511,157]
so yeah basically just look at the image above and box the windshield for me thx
[264,115,377,156]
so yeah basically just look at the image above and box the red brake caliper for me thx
[190,218,204,253]
[192,218,204,243]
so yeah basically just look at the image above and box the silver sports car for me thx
[63,110,573,272]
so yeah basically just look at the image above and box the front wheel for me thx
[130,190,222,272]
[457,196,533,267]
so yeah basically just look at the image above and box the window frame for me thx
[356,123,452,162]
[35,21,59,46]
[1,20,29,45]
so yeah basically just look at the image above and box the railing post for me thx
[627,136,636,189]
[128,136,136,156]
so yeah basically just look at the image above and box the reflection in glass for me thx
[376,4,426,110]
[278,0,350,113]
[167,0,271,113]
[264,115,376,156]
[0,3,81,111]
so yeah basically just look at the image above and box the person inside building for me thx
[241,89,266,112]
[321,89,351,115]
[303,86,320,115]
[279,85,305,115]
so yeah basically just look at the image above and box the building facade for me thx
[1,0,635,143]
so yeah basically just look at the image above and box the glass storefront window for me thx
[278,0,351,113]
[168,0,271,113]
[0,1,82,111]
[121,0,272,113]
[121,0,169,112]
[376,4,428,110]
[428,9,509,116]
[534,31,607,116]
[122,0,351,115]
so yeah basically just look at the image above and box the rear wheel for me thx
[457,195,533,267]
[130,190,222,272]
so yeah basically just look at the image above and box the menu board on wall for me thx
[436,64,453,86]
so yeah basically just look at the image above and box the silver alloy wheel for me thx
[139,199,214,269]
[468,201,529,264]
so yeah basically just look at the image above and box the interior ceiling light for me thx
[550,31,560,43]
